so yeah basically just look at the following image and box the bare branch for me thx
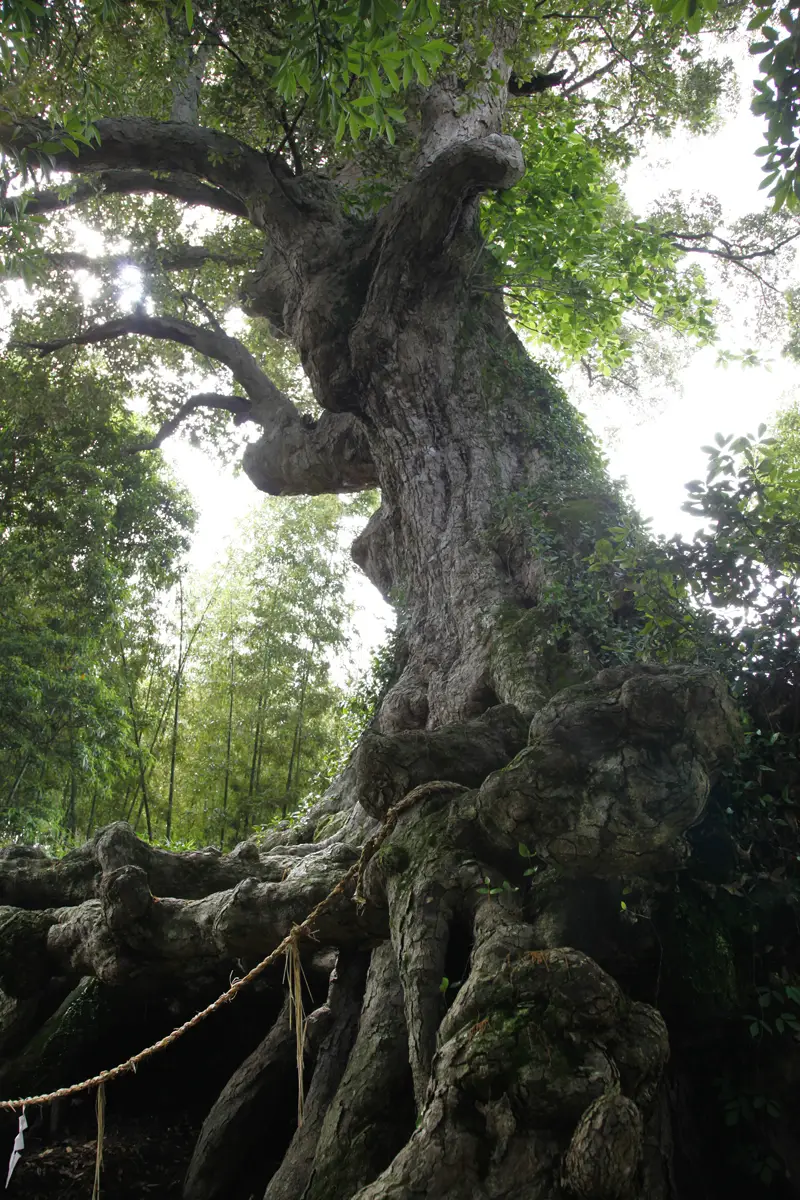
[133,393,252,451]
[15,312,377,494]
[2,169,249,219]
[17,312,292,415]
[41,246,253,274]
[657,226,800,264]
[279,103,304,176]
[564,57,620,96]
[0,118,300,229]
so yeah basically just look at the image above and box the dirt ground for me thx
[5,1110,199,1199]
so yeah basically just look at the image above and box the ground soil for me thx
[5,1110,199,1199]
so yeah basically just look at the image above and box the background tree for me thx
[0,351,195,842]
[1,3,800,1200]
[164,494,361,848]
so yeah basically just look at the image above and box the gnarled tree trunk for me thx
[1,48,797,1200]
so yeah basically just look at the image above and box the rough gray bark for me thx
[0,665,738,1199]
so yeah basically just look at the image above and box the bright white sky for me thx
[594,51,800,543]
[165,51,800,672]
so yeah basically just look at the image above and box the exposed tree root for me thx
[0,665,744,1198]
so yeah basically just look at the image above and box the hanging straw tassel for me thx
[284,928,308,1127]
[91,1083,105,1200]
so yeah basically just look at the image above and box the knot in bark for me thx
[95,821,147,875]
[341,705,527,819]
[100,865,153,932]
[475,665,740,874]
[475,132,526,190]
[371,932,667,1199]
[228,840,261,864]
[563,1092,644,1199]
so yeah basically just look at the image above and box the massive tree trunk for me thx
[2,63,798,1200]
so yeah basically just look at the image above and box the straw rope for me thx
[0,781,454,1113]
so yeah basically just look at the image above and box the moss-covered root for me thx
[354,908,668,1200]
[303,943,415,1200]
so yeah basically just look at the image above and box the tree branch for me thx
[0,118,300,229]
[18,312,292,415]
[134,393,253,451]
[564,57,620,96]
[243,409,378,496]
[2,169,249,219]
[41,246,253,274]
[657,226,800,264]
[416,36,514,171]
[508,70,567,95]
[375,134,525,269]
[16,313,377,494]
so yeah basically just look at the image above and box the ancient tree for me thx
[1,2,797,1198]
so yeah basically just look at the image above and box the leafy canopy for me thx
[0,0,762,373]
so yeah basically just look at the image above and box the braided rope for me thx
[0,860,359,1111]
[0,782,452,1113]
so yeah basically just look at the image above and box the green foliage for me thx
[0,0,760,374]
[746,3,800,212]
[651,0,726,37]
[0,352,195,841]
[262,0,453,145]
[482,121,716,370]
[653,0,800,212]
[149,494,367,847]
[587,419,800,679]
[745,984,800,1037]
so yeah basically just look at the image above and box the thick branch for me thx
[170,44,211,125]
[0,118,297,228]
[509,70,567,95]
[19,313,377,491]
[416,34,515,170]
[2,170,249,219]
[371,134,524,279]
[19,312,292,417]
[242,409,378,495]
